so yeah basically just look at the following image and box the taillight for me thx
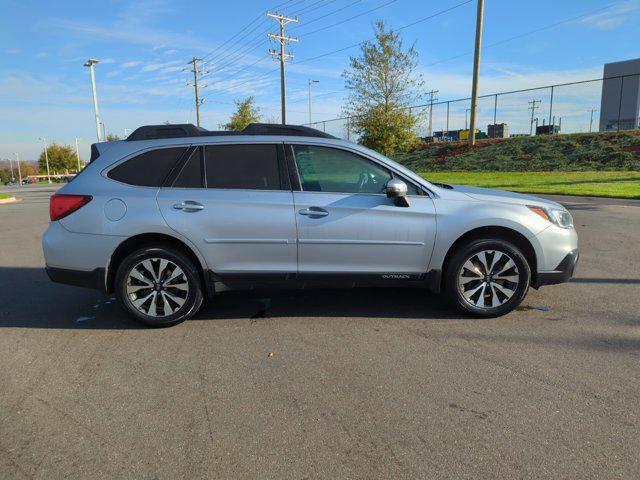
[50,194,93,221]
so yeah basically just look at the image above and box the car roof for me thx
[125,123,337,141]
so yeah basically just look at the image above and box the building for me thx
[536,124,560,135]
[599,58,640,132]
[488,123,509,138]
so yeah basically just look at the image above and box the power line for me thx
[206,0,365,83]
[293,0,473,65]
[427,1,626,67]
[212,0,471,95]
[296,0,398,37]
[199,0,399,95]
[290,0,362,31]
[204,0,345,79]
[200,0,303,62]
[290,0,333,16]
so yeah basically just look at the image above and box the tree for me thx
[342,20,423,155]
[38,143,77,174]
[222,97,261,131]
[106,133,121,141]
[19,162,38,177]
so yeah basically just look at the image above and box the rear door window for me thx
[107,147,188,187]
[204,144,282,190]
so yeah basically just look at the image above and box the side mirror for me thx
[386,179,410,207]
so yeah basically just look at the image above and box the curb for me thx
[0,196,18,204]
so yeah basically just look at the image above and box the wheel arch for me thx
[441,226,538,290]
[105,232,207,294]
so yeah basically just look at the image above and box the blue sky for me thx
[1,0,639,160]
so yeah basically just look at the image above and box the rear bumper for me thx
[45,266,106,293]
[532,249,579,288]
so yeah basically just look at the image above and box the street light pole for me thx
[84,59,102,142]
[468,0,485,146]
[308,79,319,125]
[75,137,81,172]
[15,153,22,184]
[39,137,51,183]
[8,155,14,181]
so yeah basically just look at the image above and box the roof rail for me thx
[125,123,336,141]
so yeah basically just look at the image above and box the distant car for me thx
[4,181,18,186]
[43,122,578,327]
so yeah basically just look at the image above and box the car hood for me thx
[448,184,564,209]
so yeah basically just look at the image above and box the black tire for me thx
[115,245,203,327]
[444,238,531,317]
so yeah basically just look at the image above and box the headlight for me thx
[528,206,574,229]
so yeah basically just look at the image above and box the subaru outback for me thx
[43,123,578,327]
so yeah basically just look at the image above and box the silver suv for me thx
[43,123,578,327]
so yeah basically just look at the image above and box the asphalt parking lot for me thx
[1,183,639,479]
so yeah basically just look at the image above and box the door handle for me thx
[173,201,204,212]
[298,207,329,218]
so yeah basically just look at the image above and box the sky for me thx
[1,0,639,160]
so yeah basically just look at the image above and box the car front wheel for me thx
[444,238,531,317]
[115,245,203,327]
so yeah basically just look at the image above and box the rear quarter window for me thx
[107,147,188,187]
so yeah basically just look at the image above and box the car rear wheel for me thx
[444,238,531,317]
[115,245,203,327]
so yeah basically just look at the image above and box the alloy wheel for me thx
[457,250,520,309]
[126,258,189,317]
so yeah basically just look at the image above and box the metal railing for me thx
[304,73,640,140]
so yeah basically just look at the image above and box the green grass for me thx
[395,130,640,172]
[419,171,640,199]
[0,194,12,200]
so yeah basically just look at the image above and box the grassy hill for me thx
[394,130,640,172]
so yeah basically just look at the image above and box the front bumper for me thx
[532,249,579,288]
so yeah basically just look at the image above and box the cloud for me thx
[121,61,141,68]
[36,52,48,59]
[164,49,178,55]
[579,0,640,30]
[141,60,183,73]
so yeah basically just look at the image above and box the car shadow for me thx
[0,267,466,330]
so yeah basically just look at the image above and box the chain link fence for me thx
[304,73,640,141]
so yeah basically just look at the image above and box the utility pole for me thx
[308,79,319,125]
[268,12,298,125]
[589,108,597,133]
[39,137,51,183]
[528,99,542,135]
[426,89,439,137]
[468,0,485,146]
[84,59,102,142]
[75,137,81,172]
[186,57,207,127]
[15,153,22,184]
